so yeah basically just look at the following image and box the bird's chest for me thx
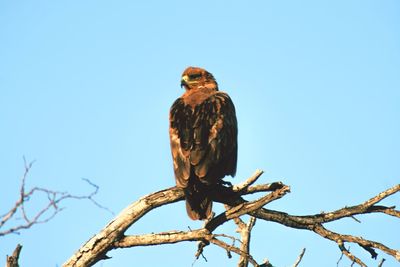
[182,88,215,109]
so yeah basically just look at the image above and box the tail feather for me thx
[184,181,212,220]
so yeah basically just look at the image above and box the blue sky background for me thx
[1,1,399,266]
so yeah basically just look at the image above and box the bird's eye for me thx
[189,73,202,80]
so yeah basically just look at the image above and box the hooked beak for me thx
[181,75,189,88]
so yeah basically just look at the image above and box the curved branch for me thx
[313,224,400,261]
[63,187,184,266]
[1,159,109,237]
[62,171,400,267]
[63,172,285,266]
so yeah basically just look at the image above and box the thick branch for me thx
[234,216,256,267]
[252,185,400,265]
[205,185,290,232]
[63,172,283,267]
[63,171,400,267]
[252,184,400,230]
[115,229,208,247]
[63,187,184,266]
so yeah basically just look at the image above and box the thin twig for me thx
[338,241,366,267]
[313,224,399,262]
[378,258,386,267]
[292,248,306,267]
[1,159,112,237]
[210,237,260,267]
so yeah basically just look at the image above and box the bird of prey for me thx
[169,67,238,220]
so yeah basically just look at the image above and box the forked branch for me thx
[62,171,400,267]
[5,244,22,267]
[1,158,111,237]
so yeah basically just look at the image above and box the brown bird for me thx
[169,67,238,220]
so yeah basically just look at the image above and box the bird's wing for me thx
[169,98,192,188]
[169,92,237,187]
[191,91,237,182]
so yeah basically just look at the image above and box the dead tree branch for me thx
[5,244,22,267]
[378,258,386,267]
[62,170,400,267]
[292,248,306,267]
[1,158,111,237]
[210,237,259,266]
[234,216,256,267]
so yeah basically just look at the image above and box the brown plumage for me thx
[169,67,238,220]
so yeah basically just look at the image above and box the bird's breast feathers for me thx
[182,87,219,109]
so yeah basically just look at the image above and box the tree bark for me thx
[62,170,400,267]
[6,244,22,267]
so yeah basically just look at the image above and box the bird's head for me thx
[180,67,218,91]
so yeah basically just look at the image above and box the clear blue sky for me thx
[1,1,399,266]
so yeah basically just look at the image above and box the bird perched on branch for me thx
[169,67,238,220]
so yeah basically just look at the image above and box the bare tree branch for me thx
[1,159,111,237]
[233,169,264,192]
[210,237,260,267]
[63,172,287,267]
[378,258,386,267]
[292,248,306,267]
[62,171,400,267]
[313,224,398,263]
[252,185,400,266]
[338,242,367,267]
[234,216,256,267]
[5,244,22,267]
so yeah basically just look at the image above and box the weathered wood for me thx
[62,171,400,267]
[6,244,22,267]
[63,187,184,266]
